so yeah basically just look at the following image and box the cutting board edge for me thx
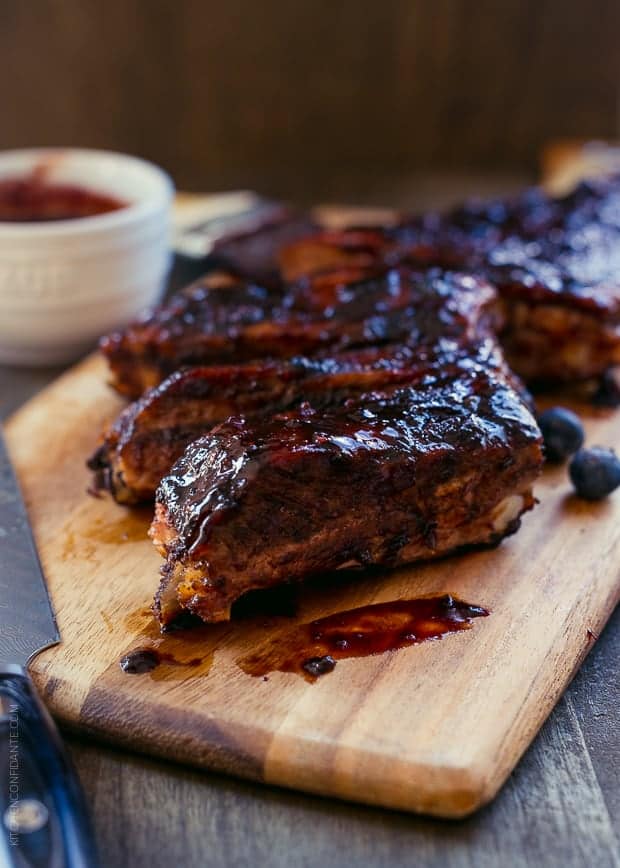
[29,656,495,817]
[55,709,492,818]
[29,574,617,820]
[259,584,619,818]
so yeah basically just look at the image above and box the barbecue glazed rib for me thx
[151,361,542,626]
[90,336,519,504]
[101,270,282,398]
[102,175,620,398]
[101,265,499,399]
[279,177,620,383]
[91,271,502,503]
[207,208,317,288]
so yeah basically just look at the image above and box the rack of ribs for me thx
[137,271,541,627]
[93,177,620,626]
[280,176,620,383]
[101,265,499,399]
[91,270,502,503]
[150,357,542,626]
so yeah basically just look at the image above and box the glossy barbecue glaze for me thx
[101,271,282,397]
[90,337,518,505]
[91,267,506,504]
[151,357,542,625]
[102,266,499,398]
[280,176,620,381]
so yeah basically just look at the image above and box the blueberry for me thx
[592,370,620,408]
[537,407,584,462]
[569,447,620,500]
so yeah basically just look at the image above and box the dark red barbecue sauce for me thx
[0,174,126,222]
[239,594,489,681]
[120,647,202,675]
[119,594,488,681]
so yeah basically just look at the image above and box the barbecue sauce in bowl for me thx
[0,174,126,222]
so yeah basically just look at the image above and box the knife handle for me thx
[0,665,98,868]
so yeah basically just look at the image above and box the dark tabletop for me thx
[1,175,618,868]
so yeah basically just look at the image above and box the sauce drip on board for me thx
[120,647,202,675]
[118,593,488,682]
[118,585,299,679]
[239,593,489,681]
[119,606,222,680]
[0,173,126,222]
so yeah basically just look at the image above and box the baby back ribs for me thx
[279,176,620,383]
[90,336,515,504]
[93,176,620,629]
[91,270,502,503]
[151,359,542,626]
[101,265,498,398]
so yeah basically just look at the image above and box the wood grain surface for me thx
[1,153,619,865]
[4,348,619,818]
[1,0,619,200]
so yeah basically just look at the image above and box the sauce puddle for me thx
[238,594,489,681]
[118,593,488,682]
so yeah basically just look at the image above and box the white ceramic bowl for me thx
[0,148,174,365]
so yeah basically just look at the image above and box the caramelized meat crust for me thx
[280,176,620,382]
[91,270,502,503]
[151,364,542,625]
[90,336,519,505]
[101,265,499,398]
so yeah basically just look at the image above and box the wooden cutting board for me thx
[5,350,620,818]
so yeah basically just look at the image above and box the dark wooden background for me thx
[1,0,619,201]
